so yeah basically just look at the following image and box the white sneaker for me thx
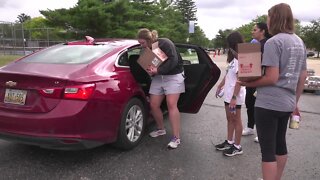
[254,136,259,143]
[242,127,255,136]
[149,129,166,138]
[167,136,181,149]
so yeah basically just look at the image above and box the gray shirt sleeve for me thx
[262,39,281,67]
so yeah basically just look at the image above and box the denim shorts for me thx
[149,73,185,95]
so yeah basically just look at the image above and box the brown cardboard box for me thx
[237,43,262,81]
[137,42,168,72]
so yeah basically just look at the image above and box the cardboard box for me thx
[237,43,262,81]
[137,42,168,72]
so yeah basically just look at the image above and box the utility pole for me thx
[46,28,49,47]
[21,23,26,55]
[1,24,4,55]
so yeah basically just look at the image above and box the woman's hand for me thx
[229,99,237,114]
[237,80,247,86]
[215,85,223,98]
[237,66,279,87]
[292,106,300,116]
[147,65,158,75]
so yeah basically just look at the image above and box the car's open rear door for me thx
[175,44,221,113]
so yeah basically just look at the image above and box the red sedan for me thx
[0,38,221,150]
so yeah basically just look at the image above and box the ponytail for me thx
[151,30,158,42]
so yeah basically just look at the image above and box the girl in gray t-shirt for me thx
[240,3,307,180]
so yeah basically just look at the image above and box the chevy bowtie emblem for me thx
[5,81,17,87]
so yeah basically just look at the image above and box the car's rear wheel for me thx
[115,98,146,150]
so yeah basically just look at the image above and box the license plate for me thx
[4,89,27,105]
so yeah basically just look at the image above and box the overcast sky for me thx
[1,0,320,39]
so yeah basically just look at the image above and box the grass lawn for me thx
[0,55,22,67]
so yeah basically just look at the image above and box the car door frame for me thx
[175,43,221,113]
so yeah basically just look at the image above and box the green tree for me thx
[152,1,188,43]
[294,19,302,37]
[236,23,255,42]
[174,0,197,23]
[253,15,267,24]
[236,15,302,42]
[41,0,133,38]
[17,13,31,23]
[173,0,211,46]
[39,0,212,46]
[24,17,48,40]
[301,19,320,57]
[23,17,65,41]
[236,15,267,42]
[213,29,232,50]
[188,26,209,46]
[40,0,189,42]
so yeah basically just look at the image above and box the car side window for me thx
[118,52,129,66]
[118,48,142,67]
[176,47,199,65]
[128,48,141,56]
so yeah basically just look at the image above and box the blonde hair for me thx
[137,28,158,43]
[268,3,294,35]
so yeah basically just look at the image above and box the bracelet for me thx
[232,95,237,100]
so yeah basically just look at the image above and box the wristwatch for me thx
[232,95,237,100]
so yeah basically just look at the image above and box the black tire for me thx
[114,98,146,150]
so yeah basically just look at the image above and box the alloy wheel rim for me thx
[125,105,143,142]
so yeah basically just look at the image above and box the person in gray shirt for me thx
[240,3,307,180]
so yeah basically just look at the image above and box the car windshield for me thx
[21,44,115,64]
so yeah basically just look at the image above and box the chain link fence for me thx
[0,21,66,55]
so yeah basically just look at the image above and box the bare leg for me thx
[149,94,165,129]
[275,154,288,180]
[262,162,277,180]
[233,108,243,145]
[166,94,181,138]
[225,105,235,141]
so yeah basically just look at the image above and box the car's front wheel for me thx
[115,98,146,150]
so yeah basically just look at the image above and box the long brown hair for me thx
[226,31,244,63]
[268,3,294,35]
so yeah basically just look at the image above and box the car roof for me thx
[66,38,140,48]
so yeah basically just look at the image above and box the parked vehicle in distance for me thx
[307,51,315,57]
[307,69,315,76]
[304,76,320,92]
[205,48,216,53]
[0,37,221,150]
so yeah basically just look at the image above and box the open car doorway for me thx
[126,43,221,114]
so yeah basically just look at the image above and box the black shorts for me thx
[224,102,242,109]
[255,107,291,162]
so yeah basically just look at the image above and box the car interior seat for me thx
[128,54,151,94]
